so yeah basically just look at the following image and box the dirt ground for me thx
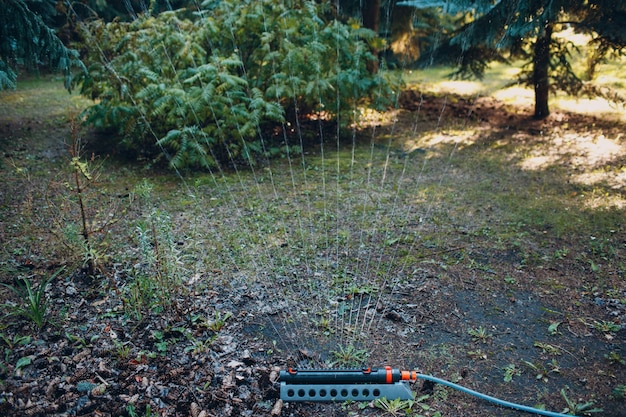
[0,80,624,417]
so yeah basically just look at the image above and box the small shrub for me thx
[75,1,397,169]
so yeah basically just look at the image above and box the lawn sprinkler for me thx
[278,366,577,417]
[279,366,416,402]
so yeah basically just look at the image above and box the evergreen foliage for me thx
[0,0,82,90]
[75,0,396,169]
[407,0,626,118]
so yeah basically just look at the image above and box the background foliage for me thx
[75,0,396,169]
[0,0,82,90]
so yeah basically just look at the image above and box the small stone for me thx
[241,349,254,364]
[91,383,107,396]
[270,399,283,416]
[269,369,279,384]
[227,360,244,369]
[76,381,96,393]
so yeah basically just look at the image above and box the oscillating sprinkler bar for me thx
[281,366,417,385]
[279,366,416,402]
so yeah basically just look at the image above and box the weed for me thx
[503,364,521,382]
[553,248,569,260]
[523,359,561,382]
[612,384,626,400]
[314,315,334,336]
[15,356,33,372]
[190,311,232,333]
[208,310,232,332]
[127,403,153,417]
[329,344,369,367]
[122,207,189,321]
[151,331,168,356]
[468,326,492,343]
[0,333,31,350]
[604,351,626,366]
[113,340,132,360]
[503,275,517,285]
[467,349,488,360]
[134,209,186,311]
[1,267,64,329]
[591,319,622,334]
[184,337,215,355]
[548,321,562,336]
[373,395,438,417]
[560,388,603,415]
[66,332,91,348]
[534,342,562,356]
[373,396,420,416]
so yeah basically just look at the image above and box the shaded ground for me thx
[0,79,624,417]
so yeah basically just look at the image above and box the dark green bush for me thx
[75,0,396,169]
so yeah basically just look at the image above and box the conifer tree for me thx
[402,0,626,118]
[0,0,82,90]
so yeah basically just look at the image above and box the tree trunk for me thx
[362,0,381,73]
[390,5,420,64]
[533,22,552,119]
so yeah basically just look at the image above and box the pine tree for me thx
[402,0,626,119]
[0,0,82,90]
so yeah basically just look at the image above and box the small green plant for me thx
[560,388,603,415]
[124,208,188,321]
[612,384,626,400]
[373,397,415,416]
[605,351,626,366]
[548,321,562,336]
[127,403,153,417]
[66,332,91,348]
[591,320,622,334]
[314,315,334,336]
[503,275,517,285]
[0,333,31,350]
[467,349,488,360]
[190,311,232,333]
[1,267,64,329]
[208,310,232,332]
[534,341,562,356]
[15,356,33,372]
[523,359,561,382]
[468,325,492,343]
[503,364,521,382]
[151,331,168,356]
[374,394,438,417]
[113,340,132,360]
[184,337,215,355]
[329,344,369,367]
